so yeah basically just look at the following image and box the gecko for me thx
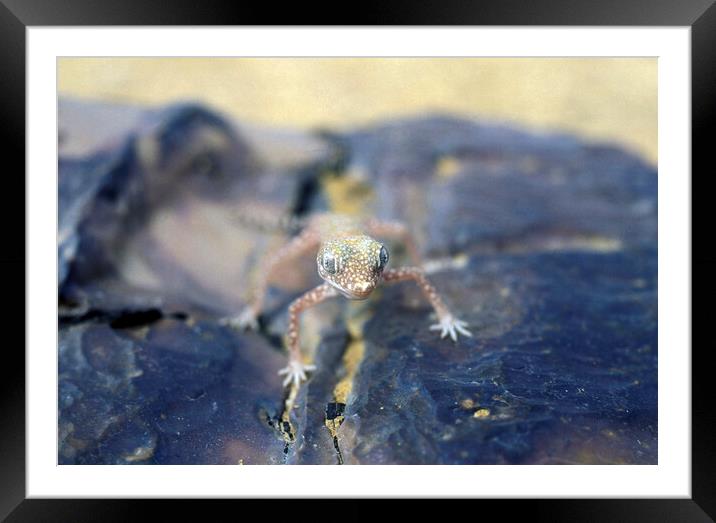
[223,212,471,388]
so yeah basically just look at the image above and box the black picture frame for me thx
[2,1,711,520]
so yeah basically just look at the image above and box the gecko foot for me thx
[278,360,317,388]
[219,306,259,331]
[429,314,472,342]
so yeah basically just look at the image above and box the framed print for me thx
[2,0,712,520]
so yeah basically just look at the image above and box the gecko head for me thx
[317,235,389,300]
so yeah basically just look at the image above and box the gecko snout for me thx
[346,279,378,299]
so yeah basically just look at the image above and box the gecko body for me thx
[225,213,471,388]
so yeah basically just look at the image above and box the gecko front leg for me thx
[382,267,472,342]
[221,226,321,330]
[278,282,338,388]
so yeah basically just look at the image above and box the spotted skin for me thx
[317,235,385,299]
[226,213,471,389]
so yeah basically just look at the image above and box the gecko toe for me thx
[432,315,472,342]
[220,307,259,331]
[278,360,316,389]
[456,327,472,337]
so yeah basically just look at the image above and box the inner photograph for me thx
[57,57,658,465]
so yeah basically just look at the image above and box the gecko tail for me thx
[233,204,307,235]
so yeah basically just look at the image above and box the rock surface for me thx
[58,100,657,465]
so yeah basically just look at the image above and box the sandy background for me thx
[58,58,657,165]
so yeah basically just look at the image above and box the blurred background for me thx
[58,57,657,164]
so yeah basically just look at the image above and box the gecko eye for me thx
[377,245,389,270]
[322,251,338,274]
